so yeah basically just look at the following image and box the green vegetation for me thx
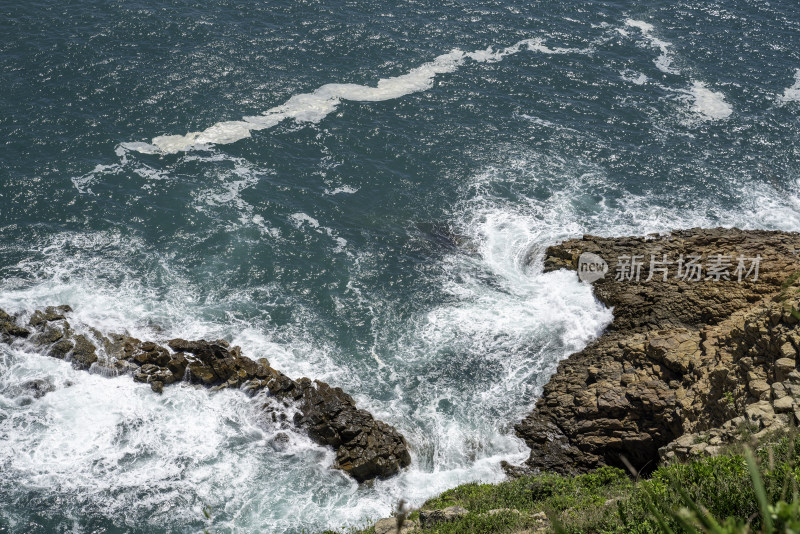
[776,269,800,321]
[780,270,800,293]
[329,432,800,534]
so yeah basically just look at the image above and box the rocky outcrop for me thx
[419,506,469,529]
[513,228,800,475]
[0,306,410,482]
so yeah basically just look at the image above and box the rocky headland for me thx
[512,227,800,477]
[0,306,410,483]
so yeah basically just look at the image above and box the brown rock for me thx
[515,228,800,475]
[167,353,188,377]
[374,517,418,534]
[776,358,796,382]
[187,360,218,385]
[749,380,771,401]
[774,396,794,413]
[71,334,98,369]
[49,339,74,359]
[0,309,30,340]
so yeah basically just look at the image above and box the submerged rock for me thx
[0,306,411,482]
[20,378,56,398]
[2,378,57,401]
[513,228,800,475]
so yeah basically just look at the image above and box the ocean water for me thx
[1,0,800,532]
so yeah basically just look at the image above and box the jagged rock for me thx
[749,380,771,401]
[776,358,796,382]
[29,305,72,327]
[0,307,411,483]
[774,396,794,413]
[103,333,142,361]
[187,360,217,384]
[419,506,468,528]
[270,432,291,452]
[275,377,412,481]
[40,325,64,344]
[70,334,98,369]
[773,382,788,399]
[0,309,30,341]
[529,511,550,534]
[487,508,523,515]
[167,353,188,377]
[49,339,74,359]
[515,228,800,475]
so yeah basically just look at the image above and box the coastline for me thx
[513,227,800,476]
[0,308,411,483]
[355,226,800,533]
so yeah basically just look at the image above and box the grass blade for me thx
[745,447,773,533]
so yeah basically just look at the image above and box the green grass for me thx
[418,466,631,533]
[329,431,800,534]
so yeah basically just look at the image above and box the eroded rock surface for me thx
[513,228,800,475]
[0,307,410,482]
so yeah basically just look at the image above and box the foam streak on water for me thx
[779,69,800,104]
[134,39,582,154]
[623,19,734,121]
[625,19,679,75]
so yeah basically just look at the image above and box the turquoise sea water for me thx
[1,1,800,532]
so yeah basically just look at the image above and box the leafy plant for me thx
[626,445,800,534]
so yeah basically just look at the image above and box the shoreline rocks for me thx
[0,306,411,483]
[512,227,800,475]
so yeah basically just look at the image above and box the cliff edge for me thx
[513,227,800,475]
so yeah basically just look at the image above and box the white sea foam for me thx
[134,39,586,154]
[72,144,176,195]
[620,69,648,85]
[183,151,285,237]
[10,147,800,533]
[686,81,733,120]
[622,20,734,121]
[0,220,546,531]
[71,145,133,194]
[0,345,356,533]
[778,69,800,104]
[289,212,321,229]
[625,19,679,75]
[288,212,353,256]
[324,185,360,195]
